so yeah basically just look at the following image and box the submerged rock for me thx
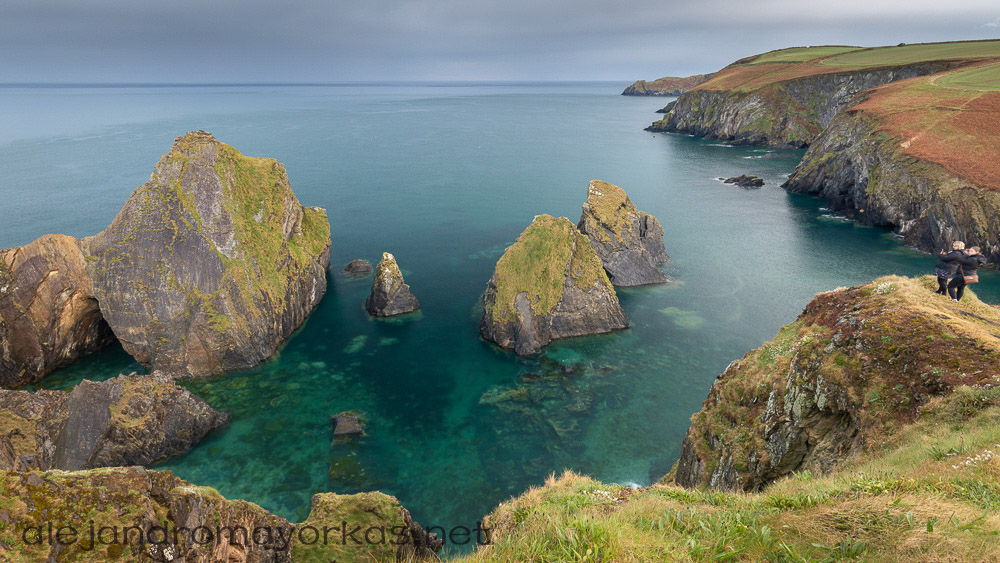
[0,371,229,470]
[331,410,365,439]
[344,258,373,274]
[364,252,420,316]
[0,235,115,388]
[480,214,629,355]
[577,180,669,286]
[721,174,765,188]
[83,131,332,377]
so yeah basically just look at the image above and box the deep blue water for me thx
[4,82,997,556]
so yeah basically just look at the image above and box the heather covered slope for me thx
[456,276,1000,562]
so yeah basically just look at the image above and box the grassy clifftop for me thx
[457,276,1000,561]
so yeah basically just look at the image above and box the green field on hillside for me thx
[749,45,860,64]
[935,61,1000,91]
[821,39,1000,67]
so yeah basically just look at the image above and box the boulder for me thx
[344,258,373,274]
[331,410,365,438]
[480,214,629,355]
[364,252,420,316]
[82,131,332,377]
[0,371,229,470]
[721,174,765,188]
[577,180,669,287]
[0,235,115,388]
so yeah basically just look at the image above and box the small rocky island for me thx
[480,214,629,355]
[365,252,420,316]
[577,180,669,286]
[0,131,332,383]
[721,174,765,188]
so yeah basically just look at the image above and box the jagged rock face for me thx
[0,466,441,562]
[83,131,332,377]
[0,235,115,388]
[647,61,961,147]
[672,276,1000,491]
[480,214,629,355]
[364,252,419,316]
[0,372,229,470]
[577,180,669,287]
[784,106,1000,265]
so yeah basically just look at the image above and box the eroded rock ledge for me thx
[0,372,228,471]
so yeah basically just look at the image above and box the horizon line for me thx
[0,80,634,88]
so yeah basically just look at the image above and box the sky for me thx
[2,0,1000,83]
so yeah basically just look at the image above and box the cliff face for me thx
[480,214,628,355]
[647,62,959,147]
[83,131,332,378]
[577,180,669,287]
[0,372,228,471]
[0,466,441,562]
[784,94,1000,265]
[0,235,115,388]
[673,275,1000,491]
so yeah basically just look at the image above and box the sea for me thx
[2,82,995,555]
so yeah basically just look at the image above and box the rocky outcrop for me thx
[721,174,764,188]
[364,252,419,316]
[0,372,228,470]
[622,74,708,96]
[82,131,332,377]
[647,61,962,147]
[0,235,115,388]
[672,275,1000,490]
[0,466,441,562]
[784,106,1000,265]
[576,180,669,286]
[480,214,629,355]
[344,258,373,274]
[330,410,365,439]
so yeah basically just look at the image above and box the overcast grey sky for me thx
[2,0,999,83]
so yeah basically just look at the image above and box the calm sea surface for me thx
[3,82,996,555]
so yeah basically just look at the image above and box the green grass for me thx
[749,46,861,65]
[821,39,1000,67]
[934,61,1000,91]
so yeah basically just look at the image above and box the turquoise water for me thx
[4,83,998,555]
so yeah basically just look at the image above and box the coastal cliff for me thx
[647,61,960,147]
[622,74,707,96]
[672,275,1000,490]
[480,214,628,355]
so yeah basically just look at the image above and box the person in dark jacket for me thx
[948,246,987,301]
[935,241,966,295]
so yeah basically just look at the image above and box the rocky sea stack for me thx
[364,252,420,316]
[0,372,228,471]
[672,275,1000,491]
[577,180,669,286]
[480,214,628,355]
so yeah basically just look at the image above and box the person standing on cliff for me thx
[948,246,987,302]
[936,241,965,296]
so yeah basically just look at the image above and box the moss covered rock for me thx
[672,275,1000,491]
[0,372,228,471]
[82,131,332,377]
[577,180,669,287]
[364,252,419,317]
[480,214,628,355]
[0,235,115,388]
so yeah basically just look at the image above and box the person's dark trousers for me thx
[948,276,966,300]
[937,276,949,294]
